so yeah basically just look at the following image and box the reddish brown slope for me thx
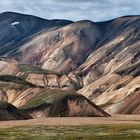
[116,90,140,114]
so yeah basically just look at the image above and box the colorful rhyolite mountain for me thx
[1,12,140,119]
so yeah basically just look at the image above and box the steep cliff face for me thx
[0,13,140,116]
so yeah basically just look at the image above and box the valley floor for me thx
[0,115,140,140]
[0,115,140,128]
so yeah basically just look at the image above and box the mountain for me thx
[0,12,140,117]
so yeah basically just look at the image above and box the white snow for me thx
[120,37,125,41]
[11,21,20,26]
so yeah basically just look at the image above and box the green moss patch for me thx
[18,64,62,76]
[0,75,36,89]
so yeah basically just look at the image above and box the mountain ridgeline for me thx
[0,12,140,120]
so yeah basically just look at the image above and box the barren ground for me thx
[0,115,140,128]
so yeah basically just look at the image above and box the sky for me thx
[0,0,140,22]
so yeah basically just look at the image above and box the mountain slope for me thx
[116,90,140,114]
[10,20,103,73]
[0,12,140,115]
[20,89,110,117]
[0,87,110,117]
[0,12,72,56]
[77,16,140,114]
[0,101,31,121]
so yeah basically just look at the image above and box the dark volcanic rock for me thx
[0,101,31,121]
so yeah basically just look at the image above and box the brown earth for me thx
[0,115,140,128]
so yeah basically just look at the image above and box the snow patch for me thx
[11,21,20,26]
[120,37,125,41]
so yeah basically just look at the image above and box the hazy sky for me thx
[0,0,140,21]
